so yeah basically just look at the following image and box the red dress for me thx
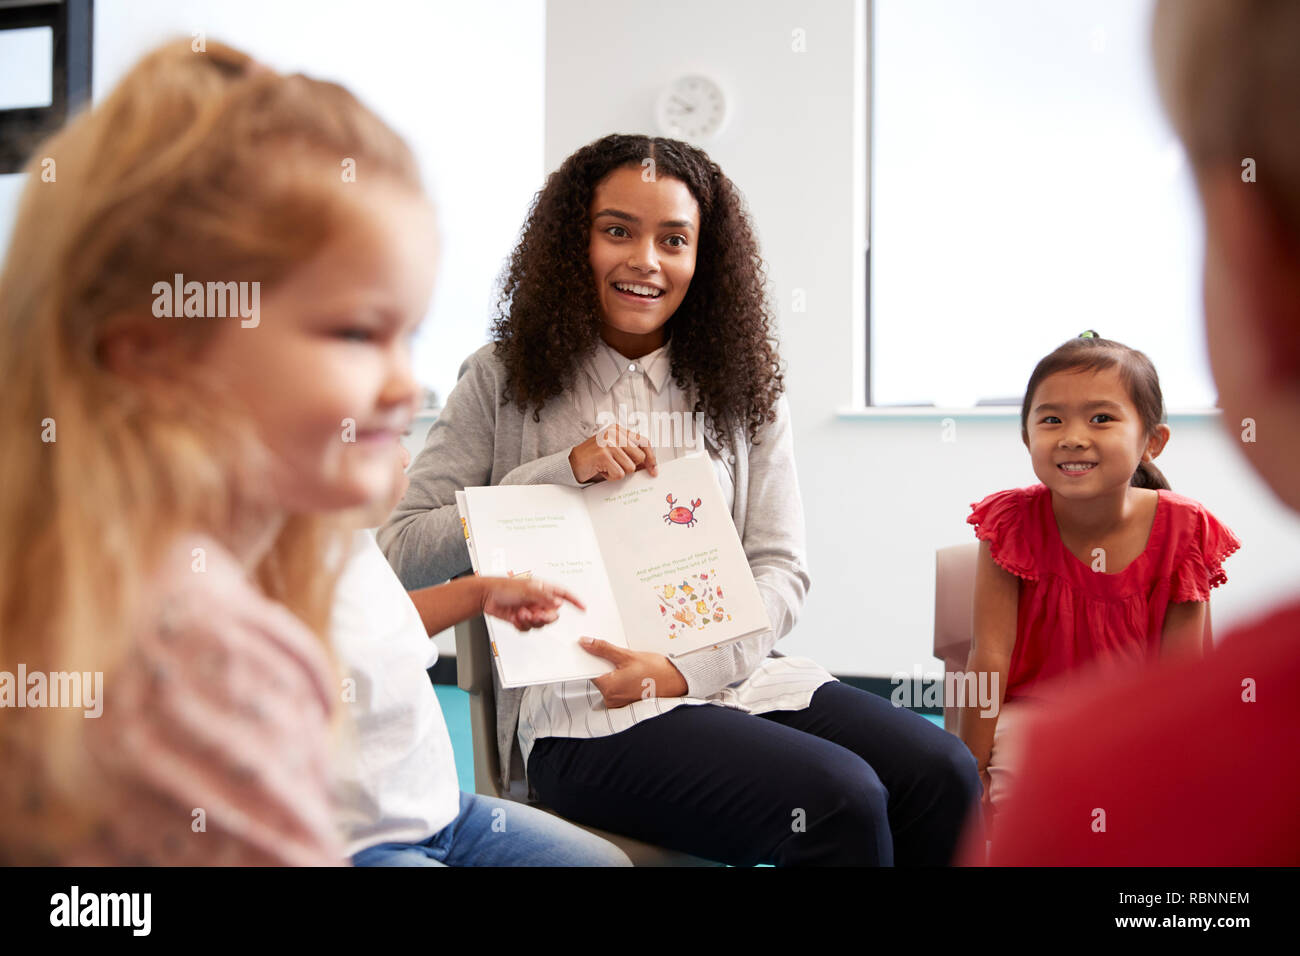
[967,484,1241,705]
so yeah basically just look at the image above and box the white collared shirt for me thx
[516,338,834,771]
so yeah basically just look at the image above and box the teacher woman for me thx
[379,134,981,865]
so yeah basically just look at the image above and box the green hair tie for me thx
[1079,329,1099,339]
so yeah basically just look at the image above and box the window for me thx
[0,0,93,174]
[868,0,1215,409]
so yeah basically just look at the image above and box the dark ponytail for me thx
[1132,460,1171,491]
[1021,331,1172,490]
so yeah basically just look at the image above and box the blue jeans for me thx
[350,790,632,867]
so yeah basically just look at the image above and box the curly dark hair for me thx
[490,134,784,446]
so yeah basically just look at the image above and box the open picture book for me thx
[455,452,770,688]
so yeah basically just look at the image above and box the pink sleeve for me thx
[1171,504,1242,603]
[84,563,345,866]
[968,488,1038,581]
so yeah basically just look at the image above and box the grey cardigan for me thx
[377,343,811,792]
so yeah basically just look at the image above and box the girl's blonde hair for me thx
[0,38,422,859]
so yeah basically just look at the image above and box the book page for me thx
[461,484,625,687]
[583,453,770,657]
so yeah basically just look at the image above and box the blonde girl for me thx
[0,39,436,864]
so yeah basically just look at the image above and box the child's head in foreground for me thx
[1153,0,1300,513]
[1020,332,1171,499]
[0,39,436,847]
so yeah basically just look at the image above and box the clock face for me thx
[656,75,727,141]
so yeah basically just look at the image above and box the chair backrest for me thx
[934,542,979,667]
[454,614,505,798]
[934,542,979,734]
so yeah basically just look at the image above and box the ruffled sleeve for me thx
[1171,503,1242,603]
[968,487,1039,581]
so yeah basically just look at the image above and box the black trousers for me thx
[527,680,983,866]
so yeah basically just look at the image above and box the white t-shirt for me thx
[330,530,460,857]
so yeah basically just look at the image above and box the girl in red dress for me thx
[957,332,1240,829]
